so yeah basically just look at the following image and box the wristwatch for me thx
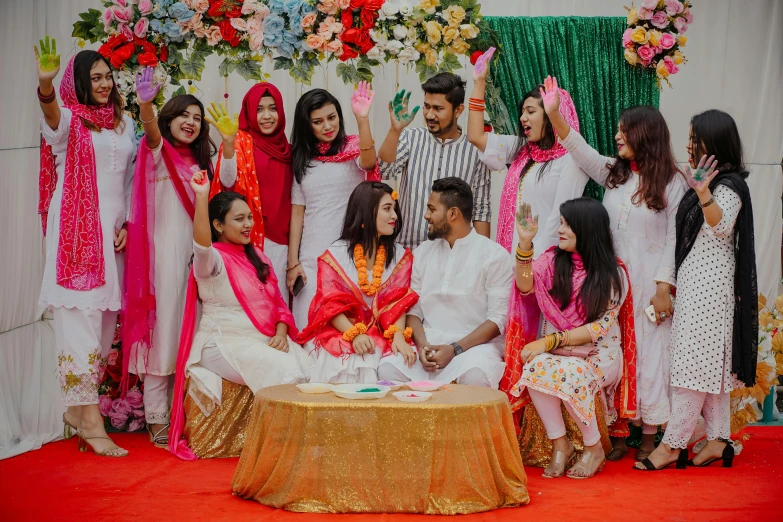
[450,342,464,356]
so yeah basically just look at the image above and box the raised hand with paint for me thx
[351,80,375,120]
[515,202,539,248]
[34,35,62,129]
[540,75,561,117]
[205,101,239,143]
[684,154,719,194]
[471,46,495,82]
[135,66,162,104]
[388,89,420,132]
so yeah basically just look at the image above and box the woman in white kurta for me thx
[286,86,381,330]
[467,53,588,256]
[37,48,135,457]
[543,78,684,459]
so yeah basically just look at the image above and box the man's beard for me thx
[427,218,450,240]
[426,117,456,137]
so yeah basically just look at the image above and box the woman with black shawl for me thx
[636,110,757,471]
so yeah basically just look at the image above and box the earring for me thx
[361,224,364,228]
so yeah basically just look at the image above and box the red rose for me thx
[339,45,359,62]
[99,35,126,58]
[341,9,354,29]
[356,29,374,53]
[340,28,360,44]
[140,40,157,55]
[110,42,135,69]
[359,7,378,29]
[470,50,483,65]
[350,0,365,7]
[138,51,158,67]
[483,123,493,133]
[218,19,242,47]
[364,0,384,9]
[208,0,243,19]
[159,45,168,63]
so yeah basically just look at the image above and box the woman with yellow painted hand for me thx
[123,68,218,449]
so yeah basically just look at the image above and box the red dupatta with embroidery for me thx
[297,248,418,358]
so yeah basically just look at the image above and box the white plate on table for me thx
[393,391,432,403]
[297,383,333,394]
[375,380,404,391]
[332,383,391,400]
[406,380,446,392]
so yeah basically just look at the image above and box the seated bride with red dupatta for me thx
[505,198,637,479]
[297,182,419,384]
[168,177,313,460]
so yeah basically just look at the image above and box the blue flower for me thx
[149,19,164,32]
[152,4,168,19]
[161,20,183,40]
[263,13,285,36]
[301,1,317,16]
[157,0,174,7]
[282,30,299,45]
[268,0,286,14]
[284,0,304,16]
[168,2,195,22]
[289,13,304,35]
[278,41,295,59]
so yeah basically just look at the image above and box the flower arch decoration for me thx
[73,0,498,123]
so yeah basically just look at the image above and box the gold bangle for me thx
[562,330,570,347]
[359,140,375,151]
[286,262,301,271]
[516,245,534,258]
[140,111,157,125]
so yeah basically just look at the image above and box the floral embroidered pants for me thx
[53,307,117,406]
[661,386,731,449]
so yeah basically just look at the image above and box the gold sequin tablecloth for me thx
[232,384,529,514]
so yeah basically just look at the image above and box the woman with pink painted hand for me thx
[541,76,686,462]
[287,83,382,330]
[36,41,136,457]
[123,67,220,449]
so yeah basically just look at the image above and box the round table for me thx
[232,384,529,515]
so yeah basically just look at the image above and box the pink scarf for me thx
[120,137,201,393]
[496,88,580,252]
[532,247,589,330]
[315,134,381,180]
[39,56,116,290]
[168,242,297,460]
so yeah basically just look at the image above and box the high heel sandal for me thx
[687,438,734,468]
[567,449,606,479]
[147,423,170,449]
[75,428,129,457]
[635,446,688,471]
[542,445,576,479]
[62,413,77,440]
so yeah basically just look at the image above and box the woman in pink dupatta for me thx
[510,198,637,479]
[169,177,313,460]
[123,67,222,448]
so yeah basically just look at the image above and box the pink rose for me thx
[193,0,210,13]
[194,23,208,38]
[112,0,127,7]
[622,28,632,48]
[134,17,150,38]
[636,44,655,65]
[302,13,317,29]
[673,17,688,33]
[249,32,264,50]
[318,0,338,15]
[133,408,145,419]
[326,39,344,56]
[125,389,143,409]
[659,32,675,49]
[253,6,270,19]
[107,349,119,366]
[102,9,115,30]
[641,0,658,8]
[663,55,679,75]
[650,10,670,29]
[306,34,327,51]
[112,398,132,416]
[637,6,654,20]
[205,25,223,46]
[112,5,132,24]
[337,0,351,8]
[230,18,248,31]
[128,417,145,432]
[247,17,263,34]
[684,9,694,24]
[138,0,154,16]
[99,395,113,417]
[665,0,684,15]
[119,23,134,42]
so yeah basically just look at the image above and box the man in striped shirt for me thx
[378,73,492,250]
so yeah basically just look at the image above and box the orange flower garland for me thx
[384,325,413,343]
[342,322,368,342]
[354,244,385,296]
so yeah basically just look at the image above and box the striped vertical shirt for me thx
[379,127,492,250]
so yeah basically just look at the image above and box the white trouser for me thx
[528,388,601,446]
[143,374,173,424]
[377,362,491,387]
[661,386,730,449]
[199,342,246,386]
[53,306,118,406]
[264,240,289,307]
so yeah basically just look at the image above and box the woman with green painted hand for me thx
[123,67,217,449]
[36,41,136,457]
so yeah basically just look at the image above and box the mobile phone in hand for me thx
[292,275,305,297]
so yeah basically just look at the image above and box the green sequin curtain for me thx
[484,16,660,200]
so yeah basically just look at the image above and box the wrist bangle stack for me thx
[468,97,485,112]
[515,245,534,276]
[544,332,565,352]
[37,86,56,104]
[342,322,368,342]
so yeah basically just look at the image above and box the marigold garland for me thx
[355,244,385,296]
[342,322,368,342]
[383,325,413,343]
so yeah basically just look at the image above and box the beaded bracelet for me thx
[342,322,368,342]
[360,140,375,151]
[286,261,301,272]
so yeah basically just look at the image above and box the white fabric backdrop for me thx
[1,0,780,459]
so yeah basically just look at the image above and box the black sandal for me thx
[687,438,734,468]
[634,447,688,471]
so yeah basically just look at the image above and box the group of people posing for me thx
[35,42,757,480]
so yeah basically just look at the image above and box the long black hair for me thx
[291,88,347,184]
[512,85,557,180]
[550,198,623,323]
[72,50,125,132]
[208,192,269,284]
[159,94,216,178]
[339,181,400,268]
[690,109,748,178]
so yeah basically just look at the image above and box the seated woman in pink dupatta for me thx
[123,67,232,449]
[168,175,313,460]
[509,198,637,479]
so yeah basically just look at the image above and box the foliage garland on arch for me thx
[73,0,499,124]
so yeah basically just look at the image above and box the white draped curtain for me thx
[1,0,780,459]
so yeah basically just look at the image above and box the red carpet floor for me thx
[1,426,780,522]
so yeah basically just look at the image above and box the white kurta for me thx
[562,130,686,425]
[39,108,136,311]
[129,141,197,378]
[290,158,374,330]
[383,230,514,387]
[478,133,589,257]
[670,186,743,394]
[309,240,407,384]
[186,242,314,407]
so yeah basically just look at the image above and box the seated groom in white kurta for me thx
[378,177,513,387]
